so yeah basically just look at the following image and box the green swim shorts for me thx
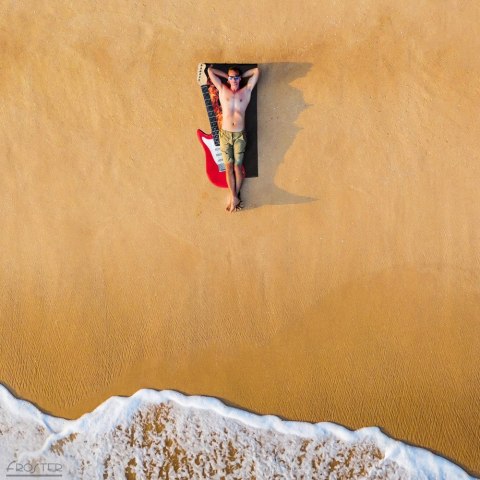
[219,129,247,167]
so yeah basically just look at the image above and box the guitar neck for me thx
[200,85,220,146]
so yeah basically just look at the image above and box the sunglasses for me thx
[228,75,241,80]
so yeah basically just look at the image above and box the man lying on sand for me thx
[207,65,260,212]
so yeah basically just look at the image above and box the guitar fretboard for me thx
[201,85,220,146]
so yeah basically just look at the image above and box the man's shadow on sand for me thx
[242,62,316,209]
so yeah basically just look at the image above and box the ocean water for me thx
[0,385,474,479]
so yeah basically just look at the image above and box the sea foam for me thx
[0,384,475,479]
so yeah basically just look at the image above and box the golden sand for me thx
[1,0,479,475]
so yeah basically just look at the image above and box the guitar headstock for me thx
[196,63,209,86]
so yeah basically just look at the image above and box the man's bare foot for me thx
[237,191,244,209]
[226,198,233,212]
[231,196,241,212]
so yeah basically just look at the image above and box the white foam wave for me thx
[0,384,475,479]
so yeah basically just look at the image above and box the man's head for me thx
[227,66,242,92]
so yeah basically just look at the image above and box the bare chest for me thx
[220,88,251,111]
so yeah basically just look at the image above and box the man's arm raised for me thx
[242,67,260,91]
[208,67,227,91]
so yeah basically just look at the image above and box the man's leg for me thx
[232,132,247,209]
[230,165,242,211]
[220,130,237,211]
[225,162,237,211]
[234,165,244,196]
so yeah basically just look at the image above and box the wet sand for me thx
[1,0,479,475]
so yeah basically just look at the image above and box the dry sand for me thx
[1,0,479,475]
